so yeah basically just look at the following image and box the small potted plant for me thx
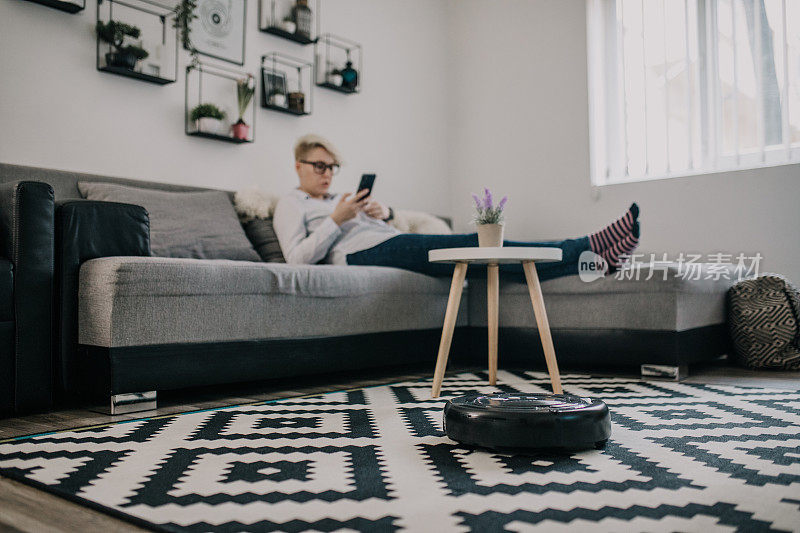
[472,188,508,247]
[190,103,225,134]
[280,15,296,34]
[327,67,343,87]
[232,75,255,140]
[96,20,149,70]
[269,90,287,107]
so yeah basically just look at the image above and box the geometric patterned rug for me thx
[1,370,799,532]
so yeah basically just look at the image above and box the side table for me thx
[428,247,564,398]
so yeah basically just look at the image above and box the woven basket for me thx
[727,273,800,369]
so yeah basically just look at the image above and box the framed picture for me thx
[262,68,287,105]
[189,0,247,65]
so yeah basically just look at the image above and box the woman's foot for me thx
[600,222,640,271]
[589,203,639,253]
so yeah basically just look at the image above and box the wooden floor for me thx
[0,361,798,532]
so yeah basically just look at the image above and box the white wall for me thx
[445,0,800,283]
[0,0,451,213]
[2,0,798,282]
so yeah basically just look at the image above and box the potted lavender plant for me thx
[472,188,508,247]
[232,75,255,140]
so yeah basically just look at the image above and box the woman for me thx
[273,134,639,281]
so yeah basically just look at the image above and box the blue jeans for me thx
[346,233,591,282]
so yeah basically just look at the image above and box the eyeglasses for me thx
[300,160,340,175]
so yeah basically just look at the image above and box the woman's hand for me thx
[362,199,390,220]
[330,189,370,226]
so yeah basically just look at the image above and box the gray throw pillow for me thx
[78,181,261,261]
[242,218,286,263]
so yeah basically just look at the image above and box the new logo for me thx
[578,251,608,282]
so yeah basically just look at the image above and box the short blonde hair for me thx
[293,134,342,164]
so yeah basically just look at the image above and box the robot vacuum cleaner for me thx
[443,393,611,451]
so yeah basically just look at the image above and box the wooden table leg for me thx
[431,262,468,398]
[521,261,563,394]
[487,263,499,385]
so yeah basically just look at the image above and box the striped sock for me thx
[589,203,639,253]
[600,224,640,271]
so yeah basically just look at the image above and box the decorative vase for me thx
[231,120,249,140]
[106,51,137,70]
[196,117,221,134]
[340,60,358,91]
[477,223,504,247]
[287,92,305,113]
[280,20,296,33]
[292,0,312,38]
[268,93,287,107]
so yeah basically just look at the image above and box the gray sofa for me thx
[0,162,735,413]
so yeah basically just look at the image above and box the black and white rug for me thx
[1,370,799,532]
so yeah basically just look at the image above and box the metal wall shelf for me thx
[260,53,313,116]
[22,0,85,13]
[262,103,308,116]
[96,0,178,85]
[185,62,257,144]
[260,26,316,45]
[258,0,320,45]
[186,132,251,144]
[316,81,356,94]
[315,34,362,95]
[97,65,174,85]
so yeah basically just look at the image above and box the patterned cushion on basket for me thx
[727,274,800,369]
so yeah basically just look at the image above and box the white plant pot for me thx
[268,93,287,107]
[328,73,343,86]
[196,117,222,134]
[477,223,505,247]
[280,21,296,33]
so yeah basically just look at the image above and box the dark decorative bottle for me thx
[340,57,358,91]
[292,0,312,39]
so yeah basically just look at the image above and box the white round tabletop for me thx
[428,247,563,264]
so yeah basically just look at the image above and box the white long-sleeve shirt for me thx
[273,188,401,265]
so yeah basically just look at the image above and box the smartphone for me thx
[357,173,376,198]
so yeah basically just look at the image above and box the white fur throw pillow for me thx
[390,209,452,234]
[233,188,280,219]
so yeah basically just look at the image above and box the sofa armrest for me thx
[0,181,55,413]
[55,200,150,394]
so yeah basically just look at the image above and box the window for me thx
[587,0,800,185]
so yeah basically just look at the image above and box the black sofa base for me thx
[75,325,731,398]
[0,321,14,415]
[491,324,731,368]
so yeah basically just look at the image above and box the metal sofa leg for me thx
[640,364,688,381]
[108,391,157,415]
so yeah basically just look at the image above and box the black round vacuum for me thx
[443,393,611,451]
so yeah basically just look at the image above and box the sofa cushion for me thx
[78,182,260,262]
[468,263,738,331]
[78,257,468,348]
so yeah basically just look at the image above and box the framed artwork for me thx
[262,68,287,103]
[189,0,247,65]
